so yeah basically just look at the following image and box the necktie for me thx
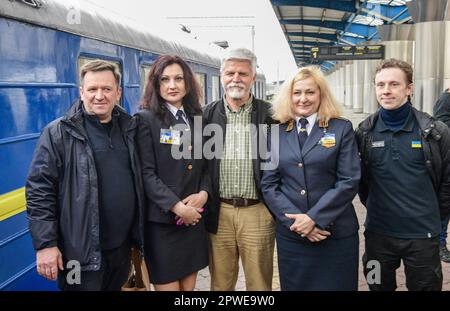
[298,118,308,149]
[175,110,187,126]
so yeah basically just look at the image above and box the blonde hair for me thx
[272,66,341,124]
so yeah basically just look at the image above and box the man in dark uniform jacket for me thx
[26,60,144,290]
[356,58,450,291]
[203,48,277,290]
[433,87,450,262]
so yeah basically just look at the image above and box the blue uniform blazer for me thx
[261,118,360,239]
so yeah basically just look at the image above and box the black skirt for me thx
[144,220,208,284]
[276,223,359,291]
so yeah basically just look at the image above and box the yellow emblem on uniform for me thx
[320,133,336,148]
[160,128,181,145]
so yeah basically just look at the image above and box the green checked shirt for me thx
[219,95,258,200]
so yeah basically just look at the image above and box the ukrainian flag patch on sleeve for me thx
[411,140,422,148]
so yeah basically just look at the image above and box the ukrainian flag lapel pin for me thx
[411,140,422,148]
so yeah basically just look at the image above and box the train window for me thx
[77,57,123,106]
[141,64,152,95]
[195,73,206,106]
[212,75,220,102]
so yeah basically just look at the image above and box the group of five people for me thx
[26,47,450,291]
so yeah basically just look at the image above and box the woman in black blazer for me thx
[135,55,209,291]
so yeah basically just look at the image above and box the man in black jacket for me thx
[26,60,144,290]
[203,48,276,291]
[356,59,450,291]
[433,87,450,262]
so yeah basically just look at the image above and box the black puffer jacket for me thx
[26,100,145,271]
[355,107,450,218]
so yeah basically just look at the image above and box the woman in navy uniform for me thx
[135,55,209,291]
[261,66,360,291]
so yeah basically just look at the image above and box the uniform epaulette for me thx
[336,116,350,122]
[286,119,295,132]
[319,118,329,128]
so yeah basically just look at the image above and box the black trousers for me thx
[362,231,442,291]
[58,241,132,291]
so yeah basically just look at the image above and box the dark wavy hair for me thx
[140,55,202,125]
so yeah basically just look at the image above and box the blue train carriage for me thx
[0,0,224,290]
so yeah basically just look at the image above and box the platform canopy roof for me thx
[271,0,413,71]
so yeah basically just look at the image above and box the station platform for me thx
[193,196,450,291]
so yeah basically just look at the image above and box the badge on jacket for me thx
[411,140,422,148]
[371,141,385,148]
[320,133,336,148]
[160,128,181,145]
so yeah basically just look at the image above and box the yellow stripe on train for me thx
[0,187,26,221]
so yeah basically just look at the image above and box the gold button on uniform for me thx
[300,189,306,196]
[187,164,193,171]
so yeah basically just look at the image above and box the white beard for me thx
[226,86,248,99]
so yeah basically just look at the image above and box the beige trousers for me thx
[209,201,275,291]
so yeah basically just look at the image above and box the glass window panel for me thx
[195,73,206,106]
